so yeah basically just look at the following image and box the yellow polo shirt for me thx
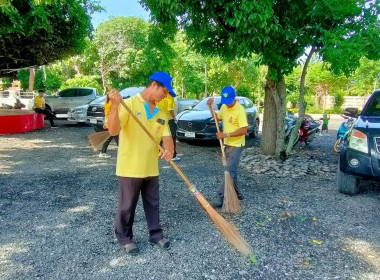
[156,95,175,120]
[218,102,248,147]
[116,94,170,177]
[34,95,45,109]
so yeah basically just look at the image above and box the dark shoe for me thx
[154,238,170,250]
[123,243,139,255]
[211,199,223,208]
[51,125,58,128]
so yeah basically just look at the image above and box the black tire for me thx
[249,119,259,138]
[337,165,360,195]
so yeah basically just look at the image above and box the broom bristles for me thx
[222,171,241,213]
[88,130,110,152]
[195,192,251,256]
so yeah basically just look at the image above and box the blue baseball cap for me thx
[149,71,176,97]
[221,86,236,105]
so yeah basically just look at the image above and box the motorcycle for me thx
[334,117,354,153]
[285,113,321,147]
[296,116,321,146]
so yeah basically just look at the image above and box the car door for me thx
[54,88,77,115]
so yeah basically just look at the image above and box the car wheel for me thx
[337,165,360,195]
[249,119,259,138]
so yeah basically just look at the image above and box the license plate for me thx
[184,131,195,138]
[90,118,97,124]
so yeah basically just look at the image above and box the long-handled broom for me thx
[88,99,252,257]
[210,105,241,214]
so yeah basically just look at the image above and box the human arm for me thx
[160,135,174,161]
[107,89,122,136]
[207,97,220,122]
[216,127,248,139]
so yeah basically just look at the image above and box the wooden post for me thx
[29,68,35,92]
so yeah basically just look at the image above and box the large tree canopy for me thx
[141,0,380,157]
[0,0,99,76]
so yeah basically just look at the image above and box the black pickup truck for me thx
[338,89,380,194]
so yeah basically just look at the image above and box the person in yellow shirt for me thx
[99,94,119,158]
[207,86,248,208]
[156,93,180,161]
[33,90,57,128]
[107,72,175,255]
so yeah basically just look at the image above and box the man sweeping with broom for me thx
[107,72,175,255]
[207,86,248,209]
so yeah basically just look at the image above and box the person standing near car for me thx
[156,93,180,161]
[33,89,57,128]
[99,94,119,158]
[107,71,175,255]
[207,86,248,208]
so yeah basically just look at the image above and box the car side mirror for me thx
[343,107,359,118]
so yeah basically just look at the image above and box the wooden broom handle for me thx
[210,105,227,165]
[119,100,195,190]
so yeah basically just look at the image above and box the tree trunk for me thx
[286,47,315,155]
[260,68,286,159]
[28,68,35,92]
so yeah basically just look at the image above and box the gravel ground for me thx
[1,116,380,280]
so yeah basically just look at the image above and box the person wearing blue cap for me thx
[107,71,175,255]
[207,86,248,208]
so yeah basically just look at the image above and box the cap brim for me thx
[167,86,176,97]
[221,96,234,105]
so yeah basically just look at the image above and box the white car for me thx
[28,87,99,118]
[67,104,89,124]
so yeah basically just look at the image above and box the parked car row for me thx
[67,87,199,132]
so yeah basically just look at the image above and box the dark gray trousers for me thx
[219,145,243,200]
[115,176,163,245]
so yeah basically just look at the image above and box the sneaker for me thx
[151,238,170,250]
[172,156,181,161]
[99,153,111,158]
[51,125,58,128]
[123,243,139,256]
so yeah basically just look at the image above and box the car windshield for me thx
[362,92,380,117]
[90,96,106,105]
[193,97,222,111]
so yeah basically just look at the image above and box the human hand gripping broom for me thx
[209,100,241,214]
[88,93,252,257]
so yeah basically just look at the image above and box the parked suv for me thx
[338,89,380,194]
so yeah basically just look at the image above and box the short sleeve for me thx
[119,98,132,129]
[238,106,248,127]
[162,123,171,137]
